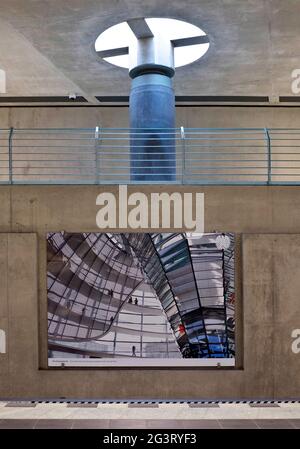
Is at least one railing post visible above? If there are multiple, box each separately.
[180,126,186,184]
[264,128,271,185]
[8,127,13,185]
[94,126,100,184]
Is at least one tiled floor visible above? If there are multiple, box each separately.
[0,401,299,429]
[0,418,299,429]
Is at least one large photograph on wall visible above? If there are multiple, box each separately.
[47,232,235,367]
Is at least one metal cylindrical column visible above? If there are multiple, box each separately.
[129,69,176,182]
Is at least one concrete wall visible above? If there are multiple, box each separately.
[0,105,299,398]
[0,185,299,399]
[0,105,300,128]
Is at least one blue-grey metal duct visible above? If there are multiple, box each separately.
[127,19,177,182]
[129,70,176,182]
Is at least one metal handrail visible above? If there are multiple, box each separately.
[0,127,300,184]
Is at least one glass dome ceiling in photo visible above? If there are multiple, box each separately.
[95,17,210,70]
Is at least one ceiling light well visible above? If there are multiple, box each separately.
[95,17,210,70]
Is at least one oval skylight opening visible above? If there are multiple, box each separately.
[95,18,210,69]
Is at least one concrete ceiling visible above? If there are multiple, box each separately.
[0,0,299,103]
